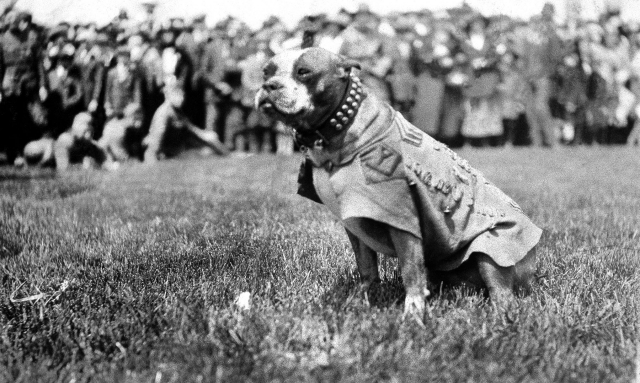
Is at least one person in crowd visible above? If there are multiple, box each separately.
[191,15,230,137]
[628,33,640,147]
[5,1,640,166]
[460,15,504,147]
[339,5,395,103]
[237,35,274,153]
[143,81,229,163]
[218,24,251,149]
[410,19,467,146]
[99,102,144,162]
[128,31,163,136]
[551,41,586,145]
[0,11,47,165]
[316,14,348,54]
[498,50,528,146]
[23,134,55,166]
[44,23,70,72]
[175,16,203,124]
[74,24,101,110]
[104,47,141,121]
[158,20,192,94]
[53,112,111,171]
[601,16,635,144]
[84,29,116,138]
[583,22,620,145]
[45,42,85,137]
[387,20,417,120]
[520,3,564,147]
[627,109,640,146]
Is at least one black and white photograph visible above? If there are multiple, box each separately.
[0,0,638,381]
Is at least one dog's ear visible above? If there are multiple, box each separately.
[337,56,361,78]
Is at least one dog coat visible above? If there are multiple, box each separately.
[300,107,542,271]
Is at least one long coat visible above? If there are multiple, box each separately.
[302,98,541,270]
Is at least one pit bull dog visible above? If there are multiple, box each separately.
[256,48,542,315]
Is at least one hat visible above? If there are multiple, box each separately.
[95,30,111,45]
[192,14,206,25]
[390,14,416,33]
[262,15,282,29]
[76,28,97,42]
[141,1,158,14]
[352,4,380,22]
[16,11,32,24]
[298,14,326,33]
[324,13,351,28]
[169,17,185,31]
[116,45,130,57]
[130,30,151,43]
[464,13,490,35]
[354,3,375,16]
[48,24,69,42]
[117,9,129,20]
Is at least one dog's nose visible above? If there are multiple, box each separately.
[262,79,284,92]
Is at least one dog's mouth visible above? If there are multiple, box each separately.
[258,99,280,115]
[259,98,306,122]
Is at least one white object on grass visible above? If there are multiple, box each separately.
[234,291,251,310]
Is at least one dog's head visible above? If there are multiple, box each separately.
[256,47,360,134]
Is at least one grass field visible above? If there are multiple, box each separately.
[1,147,639,382]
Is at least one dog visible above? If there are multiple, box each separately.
[256,48,542,315]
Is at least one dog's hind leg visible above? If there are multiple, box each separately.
[346,229,380,294]
[475,253,515,305]
[514,247,537,294]
[388,227,430,316]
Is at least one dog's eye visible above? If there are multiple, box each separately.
[297,68,312,77]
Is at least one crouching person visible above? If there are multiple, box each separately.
[143,82,229,163]
[54,112,109,171]
[99,103,144,162]
[23,136,56,167]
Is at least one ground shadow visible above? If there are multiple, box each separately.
[320,265,521,312]
[320,270,405,312]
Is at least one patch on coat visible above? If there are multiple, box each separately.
[359,144,403,184]
[398,118,423,147]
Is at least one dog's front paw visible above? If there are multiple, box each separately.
[403,288,430,316]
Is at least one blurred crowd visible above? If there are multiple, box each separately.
[1,2,640,171]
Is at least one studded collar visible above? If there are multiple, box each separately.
[295,73,365,150]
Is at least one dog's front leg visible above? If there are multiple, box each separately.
[345,229,380,297]
[388,227,430,316]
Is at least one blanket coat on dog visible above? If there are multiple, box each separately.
[300,106,542,271]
